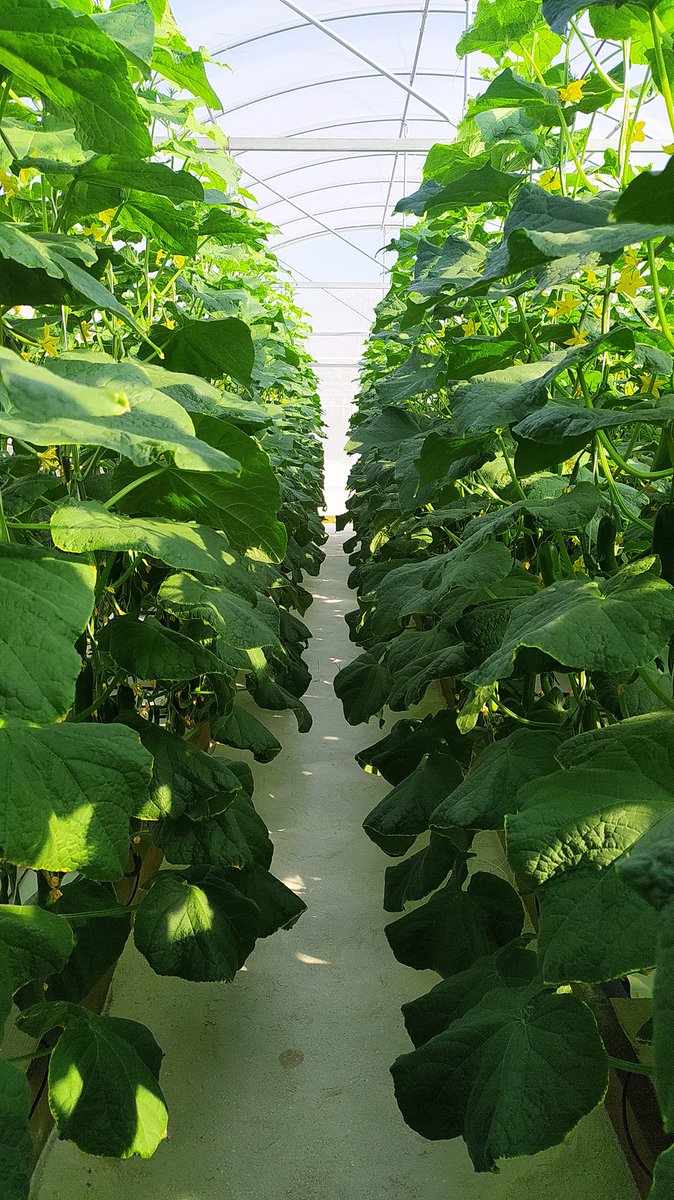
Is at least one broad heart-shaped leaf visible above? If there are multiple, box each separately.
[210,704,282,763]
[34,879,131,1005]
[159,573,281,653]
[111,414,286,562]
[92,1,155,68]
[248,668,313,733]
[48,350,224,418]
[541,0,657,34]
[450,331,634,435]
[120,715,241,821]
[0,0,151,157]
[0,544,95,722]
[482,185,674,280]
[409,234,485,299]
[356,711,470,786]
[154,801,254,871]
[385,872,524,977]
[0,351,238,473]
[333,650,393,725]
[0,224,139,327]
[364,752,465,857]
[382,629,468,711]
[613,155,674,225]
[0,905,74,990]
[384,834,464,913]
[375,349,443,404]
[19,1004,167,1159]
[133,869,260,982]
[457,0,549,57]
[469,559,674,686]
[505,714,674,982]
[51,500,245,584]
[365,540,513,637]
[152,43,222,111]
[224,863,306,938]
[392,943,608,1171]
[98,614,229,682]
[513,398,672,445]
[0,1060,32,1200]
[139,318,255,389]
[396,162,521,217]
[0,722,152,878]
[432,729,563,834]
[463,482,602,548]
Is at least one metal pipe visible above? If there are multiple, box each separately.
[276,0,454,124]
[243,166,385,267]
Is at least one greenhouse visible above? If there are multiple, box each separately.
[0,0,673,1197]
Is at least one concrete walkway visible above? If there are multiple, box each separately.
[32,531,637,1200]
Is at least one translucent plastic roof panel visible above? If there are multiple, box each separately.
[170,1,469,285]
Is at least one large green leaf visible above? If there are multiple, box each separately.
[613,155,674,224]
[155,805,253,871]
[133,869,259,981]
[0,224,138,326]
[365,541,513,636]
[382,629,468,711]
[0,351,238,473]
[431,729,563,833]
[470,560,674,685]
[0,1060,32,1200]
[0,905,74,990]
[333,650,393,725]
[120,715,241,821]
[98,614,228,681]
[0,722,152,877]
[385,872,524,976]
[158,572,281,652]
[0,544,95,722]
[225,863,306,938]
[139,318,255,388]
[463,482,602,547]
[111,414,286,561]
[19,1004,167,1158]
[505,714,674,981]
[364,752,464,856]
[450,332,633,435]
[51,500,246,583]
[392,943,607,1169]
[210,704,282,763]
[0,0,151,156]
[457,0,550,57]
[36,879,131,1004]
[384,834,463,913]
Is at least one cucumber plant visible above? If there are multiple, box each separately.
[0,1,325,1193]
[336,1,674,1193]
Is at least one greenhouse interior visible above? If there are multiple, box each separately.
[1,0,674,1197]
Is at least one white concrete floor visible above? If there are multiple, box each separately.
[32,532,638,1200]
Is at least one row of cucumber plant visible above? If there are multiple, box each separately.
[0,1,324,1195]
[335,0,674,1193]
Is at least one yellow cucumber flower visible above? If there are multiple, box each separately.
[37,323,59,357]
[558,78,586,103]
[564,327,589,347]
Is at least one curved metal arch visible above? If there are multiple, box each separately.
[223,69,460,117]
[273,223,402,250]
[213,5,464,55]
[274,203,407,230]
[281,113,448,137]
[241,151,426,189]
[256,177,413,208]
